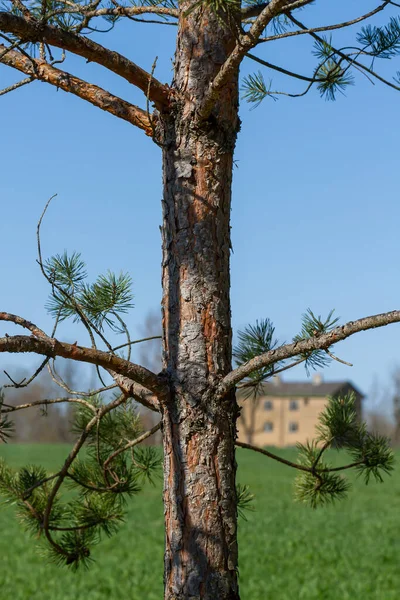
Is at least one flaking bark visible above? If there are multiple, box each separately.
[159,4,241,597]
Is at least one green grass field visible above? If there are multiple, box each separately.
[0,444,399,600]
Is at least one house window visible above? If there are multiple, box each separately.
[289,399,299,411]
[288,422,299,432]
[264,400,273,411]
[264,421,274,432]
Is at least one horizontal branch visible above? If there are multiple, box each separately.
[0,45,154,134]
[1,396,97,413]
[218,309,400,397]
[236,441,365,474]
[0,333,168,398]
[0,12,170,108]
[258,0,391,44]
[52,4,179,21]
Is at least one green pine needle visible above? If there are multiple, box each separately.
[132,446,162,486]
[44,529,98,571]
[44,249,134,333]
[316,60,354,101]
[316,393,359,448]
[241,72,276,108]
[293,308,339,373]
[351,432,395,484]
[236,483,255,520]
[234,318,279,396]
[357,17,400,59]
[294,470,350,509]
[294,393,395,508]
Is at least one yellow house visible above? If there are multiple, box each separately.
[237,374,364,447]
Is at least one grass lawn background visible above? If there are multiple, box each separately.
[0,444,399,599]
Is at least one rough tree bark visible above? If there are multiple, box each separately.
[159,5,241,597]
[2,2,400,599]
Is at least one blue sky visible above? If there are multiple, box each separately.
[1,1,399,412]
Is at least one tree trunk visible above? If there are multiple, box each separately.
[159,5,241,598]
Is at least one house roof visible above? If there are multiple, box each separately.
[256,380,364,399]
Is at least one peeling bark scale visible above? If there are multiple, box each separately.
[159,5,241,598]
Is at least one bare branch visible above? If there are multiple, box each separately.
[103,422,161,469]
[325,350,353,367]
[1,396,97,413]
[0,333,168,398]
[217,310,400,398]
[246,52,316,82]
[46,358,117,397]
[3,357,50,388]
[236,440,312,472]
[0,75,33,96]
[236,441,365,474]
[236,357,306,390]
[0,311,50,339]
[258,1,392,44]
[49,4,179,21]
[111,336,162,353]
[36,195,115,358]
[0,45,154,133]
[0,12,170,108]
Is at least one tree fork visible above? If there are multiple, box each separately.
[159,4,241,597]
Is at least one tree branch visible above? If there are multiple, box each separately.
[103,422,161,470]
[111,372,160,412]
[287,12,400,93]
[48,4,179,21]
[0,74,33,96]
[0,45,154,134]
[241,0,315,20]
[198,0,311,119]
[236,441,312,472]
[257,1,392,44]
[236,441,366,474]
[0,333,168,398]
[217,310,400,397]
[1,396,97,413]
[246,52,317,82]
[41,390,129,557]
[0,311,50,339]
[0,12,170,108]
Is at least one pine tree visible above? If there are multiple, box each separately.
[1,1,400,597]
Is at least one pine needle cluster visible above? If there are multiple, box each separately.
[293,308,339,373]
[0,394,162,570]
[294,393,394,509]
[44,251,133,335]
[233,318,279,398]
